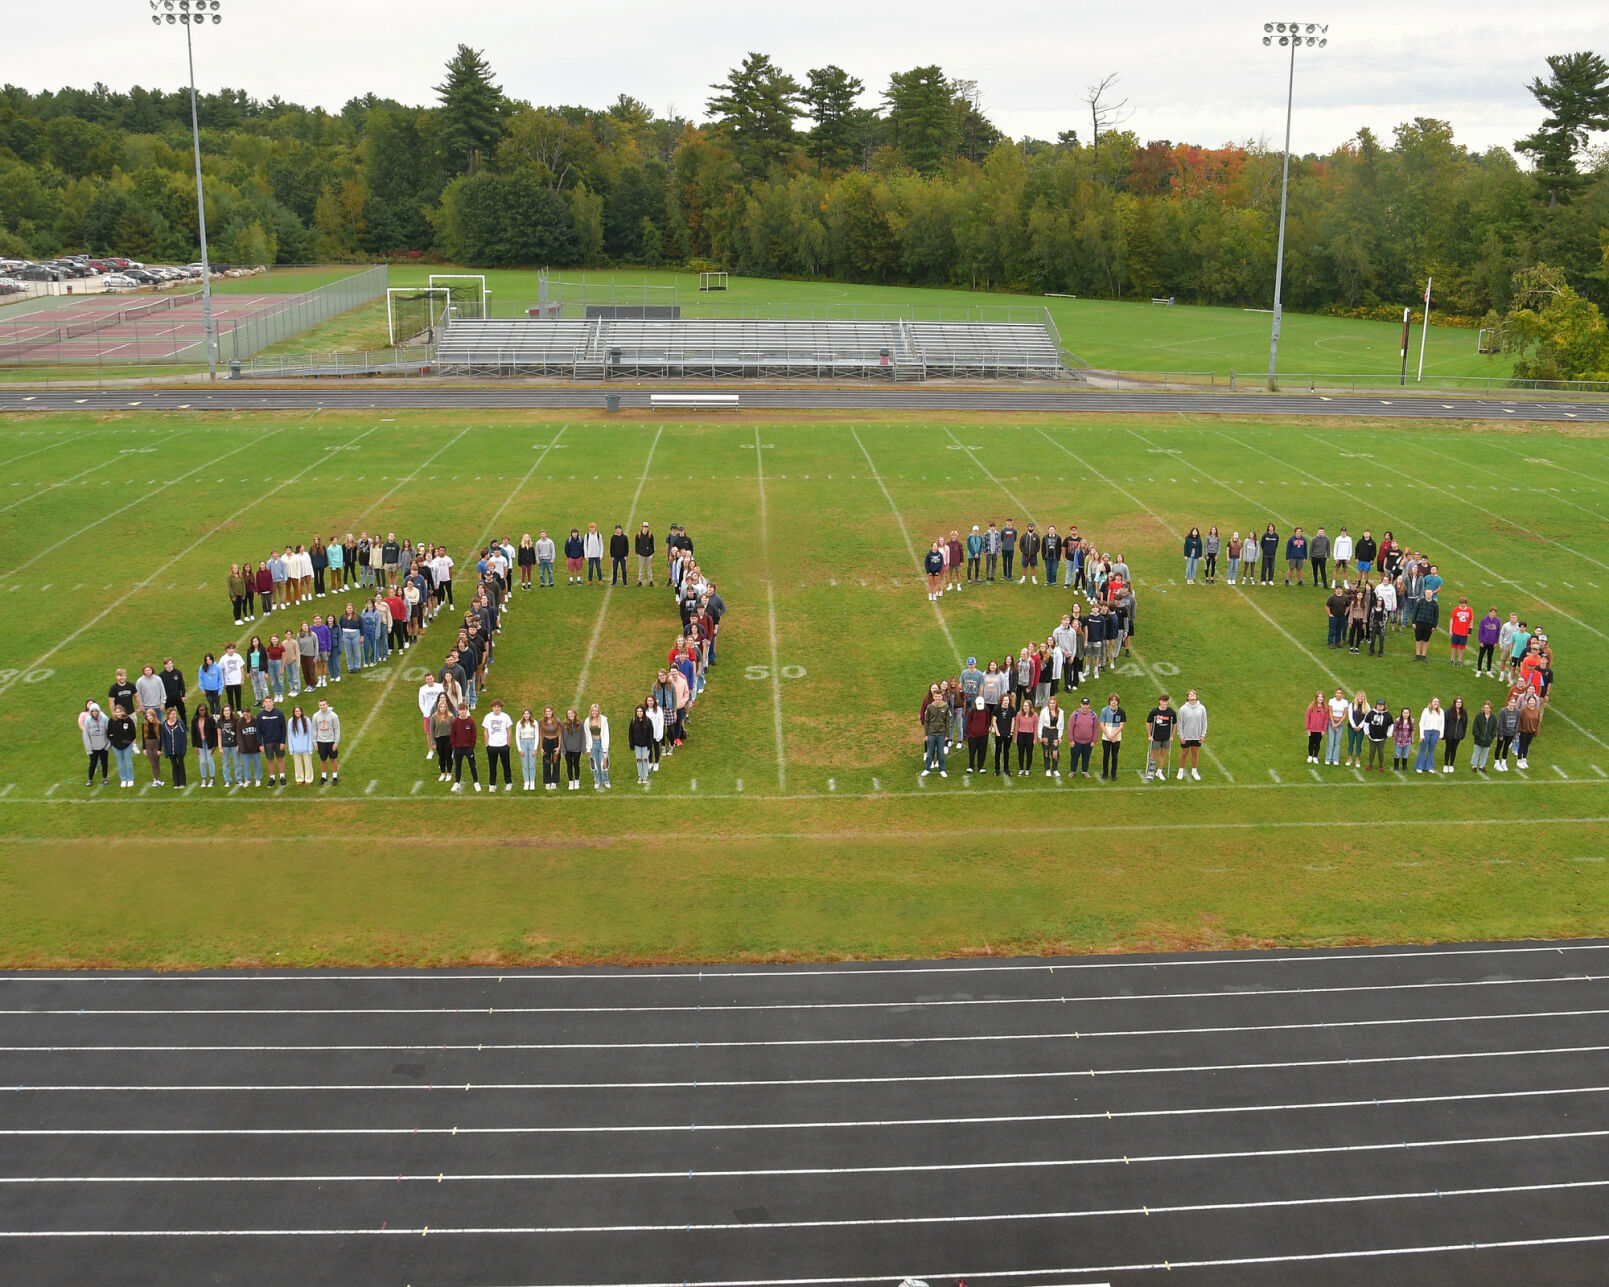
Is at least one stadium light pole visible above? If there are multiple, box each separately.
[1261,20,1327,392]
[150,0,223,380]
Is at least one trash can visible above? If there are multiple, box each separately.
[605,394,620,414]
[228,360,241,380]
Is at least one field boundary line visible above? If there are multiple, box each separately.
[0,430,189,516]
[0,430,91,471]
[848,427,963,666]
[4,426,288,581]
[1279,430,1606,644]
[343,424,554,763]
[0,421,356,701]
[1057,426,1350,690]
[569,425,663,713]
[962,424,1231,776]
[754,425,787,790]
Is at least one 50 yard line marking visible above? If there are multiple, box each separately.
[755,426,787,789]
[570,426,662,713]
[850,427,962,665]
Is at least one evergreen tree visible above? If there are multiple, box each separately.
[1516,52,1609,205]
[706,52,803,180]
[434,44,506,176]
[884,66,958,175]
[803,65,867,173]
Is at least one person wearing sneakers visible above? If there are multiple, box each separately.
[1365,699,1392,770]
[1068,697,1098,778]
[1470,700,1497,772]
[1441,696,1468,773]
[1493,695,1520,770]
[1284,527,1308,586]
[1332,526,1353,584]
[635,522,656,586]
[964,697,991,773]
[1476,607,1502,677]
[1516,691,1543,769]
[945,530,965,593]
[311,698,340,786]
[1325,687,1349,765]
[257,696,288,787]
[1037,695,1065,777]
[1410,590,1440,662]
[449,702,480,791]
[983,522,1002,582]
[1018,523,1040,584]
[1042,526,1062,589]
[564,528,585,585]
[481,699,513,791]
[924,542,945,600]
[966,525,983,584]
[1447,597,1474,667]
[1414,697,1445,773]
[1257,524,1280,585]
[534,530,556,587]
[922,690,951,777]
[1000,520,1018,581]
[1144,694,1177,782]
[1308,527,1330,590]
[587,703,612,789]
[1345,690,1370,767]
[1098,693,1126,780]
[1304,690,1328,763]
[1183,527,1203,584]
[1176,690,1207,780]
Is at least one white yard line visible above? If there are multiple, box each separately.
[569,426,663,712]
[1408,435,1609,528]
[849,427,963,666]
[0,430,189,515]
[0,422,345,701]
[753,426,787,790]
[0,429,92,471]
[343,425,556,763]
[4,427,285,580]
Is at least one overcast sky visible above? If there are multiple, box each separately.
[27,0,1608,158]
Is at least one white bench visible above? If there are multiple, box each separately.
[1151,296,1176,307]
[648,393,741,410]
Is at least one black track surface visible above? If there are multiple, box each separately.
[4,385,1609,420]
[2,941,1607,1286]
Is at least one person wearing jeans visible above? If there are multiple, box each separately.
[1325,689,1348,765]
[536,531,556,587]
[587,704,611,788]
[1469,701,1496,772]
[921,695,949,776]
[1414,698,1445,772]
[107,704,137,786]
[1183,528,1202,584]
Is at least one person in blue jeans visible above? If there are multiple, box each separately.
[1183,528,1202,584]
[1042,527,1061,588]
[1414,697,1445,772]
[338,606,363,674]
[921,691,949,776]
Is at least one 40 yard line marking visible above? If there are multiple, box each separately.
[754,426,787,790]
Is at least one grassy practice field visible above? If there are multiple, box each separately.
[0,409,1604,968]
[389,265,1514,380]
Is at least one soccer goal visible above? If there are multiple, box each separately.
[387,287,452,346]
[698,271,729,292]
[1477,327,1504,355]
[428,273,488,319]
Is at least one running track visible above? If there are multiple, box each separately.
[3,386,1609,420]
[2,941,1607,1286]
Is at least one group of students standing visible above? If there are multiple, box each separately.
[225,531,456,624]
[924,521,1130,598]
[414,527,726,793]
[1304,685,1547,774]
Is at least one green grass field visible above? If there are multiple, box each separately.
[389,265,1515,380]
[0,409,1604,968]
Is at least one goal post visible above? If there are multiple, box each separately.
[428,273,489,318]
[698,271,729,292]
[1477,327,1504,355]
[387,287,451,346]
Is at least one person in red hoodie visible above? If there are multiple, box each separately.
[449,703,480,792]
[1448,596,1474,667]
[385,589,408,654]
[254,562,274,618]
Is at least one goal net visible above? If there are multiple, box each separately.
[387,287,452,346]
[1477,327,1504,355]
[698,271,729,292]
[428,273,488,319]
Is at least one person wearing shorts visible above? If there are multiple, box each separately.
[257,696,288,787]
[1176,690,1207,780]
[312,698,340,786]
[1410,590,1439,661]
[1144,694,1177,782]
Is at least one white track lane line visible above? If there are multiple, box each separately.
[1,1127,1606,1194]
[4,426,284,581]
[570,426,663,713]
[753,425,787,789]
[849,427,962,666]
[0,422,353,701]
[2,940,1603,984]
[1038,426,1347,692]
[946,426,1230,777]
[5,974,1602,1018]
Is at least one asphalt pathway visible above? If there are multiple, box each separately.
[1,941,1606,1286]
[4,386,1609,421]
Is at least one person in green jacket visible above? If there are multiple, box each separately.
[921,694,951,777]
[1469,700,1497,773]
[1410,591,1440,662]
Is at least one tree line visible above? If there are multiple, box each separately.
[2,46,1607,371]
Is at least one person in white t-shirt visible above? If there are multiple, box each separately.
[417,676,444,759]
[433,550,455,607]
[1332,527,1354,585]
[218,643,246,710]
[482,699,514,791]
[1325,688,1350,765]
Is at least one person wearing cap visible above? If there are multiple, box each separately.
[1067,697,1098,778]
[1364,699,1392,770]
[634,522,656,586]
[963,525,981,584]
[1176,690,1208,780]
[1332,526,1353,584]
[964,696,991,773]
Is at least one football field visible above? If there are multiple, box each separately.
[0,410,1605,967]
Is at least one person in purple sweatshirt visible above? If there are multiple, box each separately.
[1476,606,1502,677]
[311,615,334,689]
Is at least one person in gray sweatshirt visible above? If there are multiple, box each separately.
[1175,690,1209,780]
[1309,528,1332,589]
[134,664,167,718]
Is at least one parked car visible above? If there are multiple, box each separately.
[0,278,24,295]
[15,265,64,281]
[102,273,139,289]
[122,268,159,284]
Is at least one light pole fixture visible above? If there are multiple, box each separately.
[149,0,223,379]
[1260,20,1327,392]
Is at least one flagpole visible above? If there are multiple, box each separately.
[1416,276,1432,382]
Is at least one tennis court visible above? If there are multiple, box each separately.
[0,293,300,365]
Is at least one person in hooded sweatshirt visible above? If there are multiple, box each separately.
[78,701,110,787]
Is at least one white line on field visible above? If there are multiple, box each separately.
[5,428,280,581]
[570,427,662,713]
[343,424,540,762]
[0,429,91,471]
[850,427,963,667]
[0,421,359,701]
[0,429,188,516]
[753,425,787,791]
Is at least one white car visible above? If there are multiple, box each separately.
[102,273,139,289]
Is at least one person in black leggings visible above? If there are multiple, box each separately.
[992,695,1015,777]
[561,709,586,790]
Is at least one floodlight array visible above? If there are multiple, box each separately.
[1262,20,1325,47]
[150,0,222,25]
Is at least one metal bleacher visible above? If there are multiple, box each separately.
[433,314,1069,380]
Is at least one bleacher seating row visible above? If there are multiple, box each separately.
[433,317,1066,379]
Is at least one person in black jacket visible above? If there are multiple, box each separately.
[1258,524,1280,585]
[1410,591,1440,662]
[609,525,630,585]
[158,657,187,723]
[1018,524,1040,584]
[634,522,656,586]
[159,707,189,788]
[257,696,289,787]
